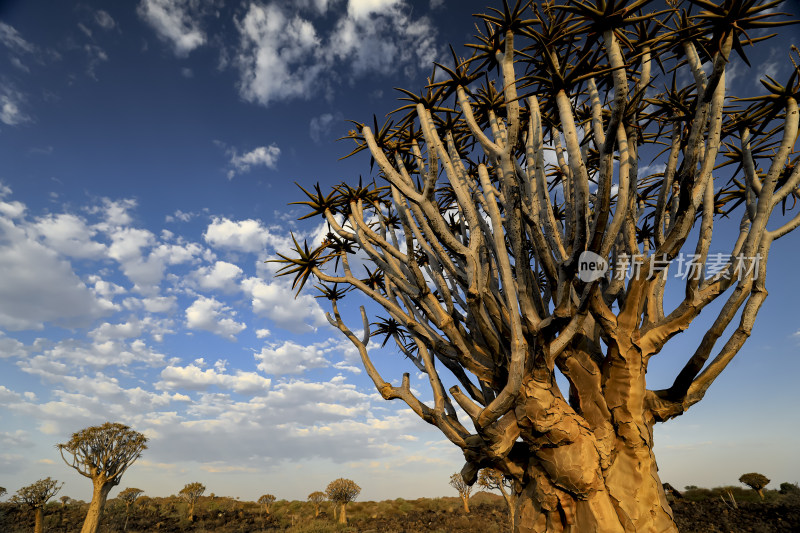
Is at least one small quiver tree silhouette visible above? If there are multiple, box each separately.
[57,422,147,533]
[479,468,518,529]
[12,477,62,533]
[118,488,143,531]
[326,478,360,524]
[0,487,6,498]
[739,472,770,500]
[450,473,473,513]
[257,494,276,515]
[179,482,205,522]
[308,491,326,517]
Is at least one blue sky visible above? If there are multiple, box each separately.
[0,0,798,503]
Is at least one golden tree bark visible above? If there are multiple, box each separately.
[33,507,43,533]
[80,482,112,533]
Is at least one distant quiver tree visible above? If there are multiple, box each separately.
[739,472,770,500]
[325,478,360,524]
[479,468,518,529]
[257,493,276,515]
[276,0,800,531]
[118,487,143,531]
[12,477,62,533]
[58,422,147,533]
[308,491,326,517]
[179,482,205,522]
[450,472,473,513]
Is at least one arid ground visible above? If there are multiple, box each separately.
[2,486,798,532]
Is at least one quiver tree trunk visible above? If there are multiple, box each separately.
[188,502,196,522]
[461,494,470,513]
[338,502,347,524]
[33,506,43,533]
[80,481,113,533]
[501,365,675,533]
[500,486,519,531]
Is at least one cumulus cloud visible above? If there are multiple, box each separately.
[0,216,115,330]
[137,0,209,56]
[242,276,328,334]
[92,197,138,227]
[255,339,329,375]
[0,332,26,359]
[158,363,271,394]
[203,217,276,253]
[225,144,281,179]
[191,260,244,292]
[32,213,107,259]
[185,296,247,340]
[107,226,203,295]
[234,0,439,107]
[235,3,323,106]
[22,337,166,370]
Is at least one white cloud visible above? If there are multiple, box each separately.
[233,1,439,107]
[137,0,208,56]
[89,319,144,342]
[226,144,281,179]
[254,339,334,375]
[22,337,166,370]
[0,86,30,126]
[0,22,35,54]
[191,260,244,292]
[235,3,323,106]
[242,276,328,334]
[158,363,271,394]
[203,217,270,253]
[166,209,195,223]
[0,217,114,330]
[107,227,202,294]
[95,10,116,30]
[32,213,107,259]
[92,197,138,227]
[0,199,25,218]
[309,112,338,143]
[0,332,26,359]
[185,296,247,340]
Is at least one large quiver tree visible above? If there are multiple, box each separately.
[58,422,147,533]
[277,0,800,531]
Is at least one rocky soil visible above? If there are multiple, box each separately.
[2,491,798,532]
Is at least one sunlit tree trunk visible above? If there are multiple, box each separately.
[33,507,43,533]
[338,502,347,524]
[80,481,112,533]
